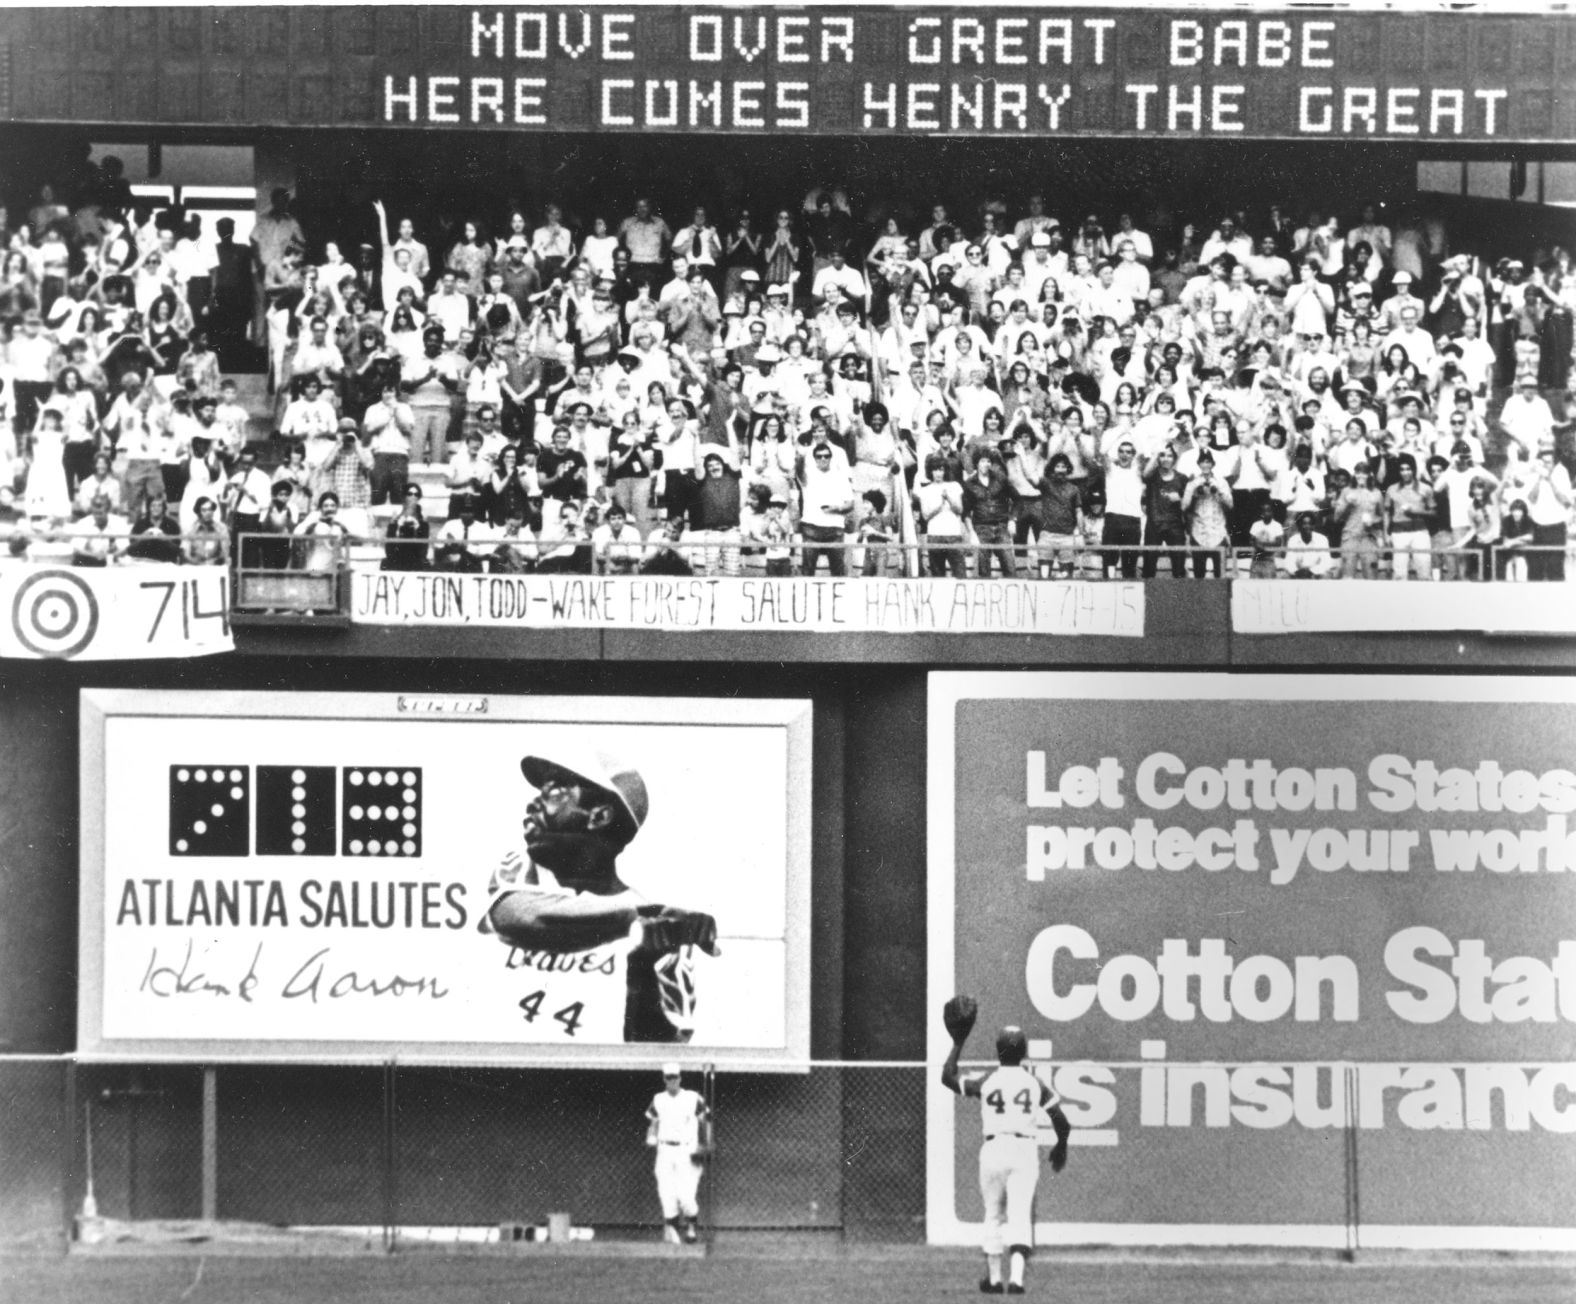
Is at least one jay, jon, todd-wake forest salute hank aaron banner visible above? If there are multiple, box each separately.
[928,673,1576,1252]
[79,691,811,1069]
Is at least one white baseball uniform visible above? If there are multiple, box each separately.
[972,1064,1056,1256]
[647,1087,706,1218]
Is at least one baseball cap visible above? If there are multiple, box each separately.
[661,1062,681,1077]
[520,750,649,843]
[1030,232,1051,248]
[1392,271,1414,284]
[768,491,788,506]
[337,417,359,433]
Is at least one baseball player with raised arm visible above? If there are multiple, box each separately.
[646,1062,712,1242]
[480,750,720,1043]
[941,995,1071,1295]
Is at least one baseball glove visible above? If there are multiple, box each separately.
[943,994,978,1043]
[637,905,722,956]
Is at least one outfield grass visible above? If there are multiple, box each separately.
[4,1250,1574,1304]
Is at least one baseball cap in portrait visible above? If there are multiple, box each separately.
[520,750,649,838]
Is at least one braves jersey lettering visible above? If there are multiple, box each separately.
[486,854,637,1041]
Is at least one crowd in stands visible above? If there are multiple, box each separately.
[2,156,1573,582]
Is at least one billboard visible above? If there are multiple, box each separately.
[2,7,1569,143]
[928,673,1576,1250]
[79,691,812,1069]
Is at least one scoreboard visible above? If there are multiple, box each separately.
[1,5,1572,142]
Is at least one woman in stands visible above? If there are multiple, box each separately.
[145,292,191,392]
[764,209,802,303]
[478,443,537,529]
[49,366,100,499]
[445,220,492,296]
[0,249,38,318]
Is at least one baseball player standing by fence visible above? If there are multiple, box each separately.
[646,1062,712,1243]
[941,995,1071,1295]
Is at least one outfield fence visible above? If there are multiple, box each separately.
[0,1054,1395,1252]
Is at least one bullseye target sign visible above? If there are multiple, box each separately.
[0,564,232,661]
[11,569,100,658]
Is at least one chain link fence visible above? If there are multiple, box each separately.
[8,1057,1419,1251]
[19,1060,929,1245]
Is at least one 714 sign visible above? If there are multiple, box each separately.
[142,574,230,642]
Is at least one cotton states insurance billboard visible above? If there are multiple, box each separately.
[928,674,1576,1251]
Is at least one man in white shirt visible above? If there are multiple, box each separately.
[105,368,165,520]
[1497,375,1555,462]
[811,250,868,310]
[1246,236,1293,292]
[1382,304,1437,370]
[67,495,130,565]
[1110,241,1151,308]
[1283,512,1334,577]
[426,270,475,342]
[1012,194,1058,248]
[1199,217,1253,268]
[530,204,574,287]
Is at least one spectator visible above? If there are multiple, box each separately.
[256,479,299,572]
[536,498,593,574]
[220,445,271,565]
[479,443,538,528]
[592,501,645,575]
[798,439,853,576]
[1247,501,1286,579]
[183,494,229,566]
[1182,448,1234,577]
[382,483,431,572]
[1384,456,1436,582]
[640,516,695,576]
[962,450,1016,578]
[1284,511,1335,578]
[66,493,129,565]
[130,496,187,588]
[363,379,415,506]
[1331,463,1386,579]
[1517,439,1572,582]
[73,451,122,519]
[620,198,672,294]
[686,446,742,576]
[314,419,375,537]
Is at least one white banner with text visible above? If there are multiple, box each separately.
[1233,580,1576,636]
[352,571,1146,637]
[0,564,233,660]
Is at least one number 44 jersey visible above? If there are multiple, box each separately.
[977,1064,1057,1137]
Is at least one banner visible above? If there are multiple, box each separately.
[352,571,1145,637]
[4,8,1566,143]
[928,673,1576,1250]
[79,692,812,1069]
[0,564,233,660]
[1233,580,1576,636]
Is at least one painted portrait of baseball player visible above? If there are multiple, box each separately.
[941,996,1071,1295]
[480,749,721,1044]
